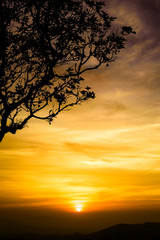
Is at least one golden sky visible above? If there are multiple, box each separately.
[0,0,160,234]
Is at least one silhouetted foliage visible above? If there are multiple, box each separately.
[0,0,135,142]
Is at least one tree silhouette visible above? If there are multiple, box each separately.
[0,0,135,142]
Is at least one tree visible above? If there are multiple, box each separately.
[0,0,135,142]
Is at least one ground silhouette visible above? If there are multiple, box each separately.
[1,222,160,240]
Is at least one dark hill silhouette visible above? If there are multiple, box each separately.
[84,222,160,240]
[1,222,160,240]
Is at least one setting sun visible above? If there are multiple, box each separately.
[76,207,82,212]
[75,204,83,212]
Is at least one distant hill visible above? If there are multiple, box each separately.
[1,222,160,240]
[84,222,160,240]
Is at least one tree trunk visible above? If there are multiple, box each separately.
[0,131,5,142]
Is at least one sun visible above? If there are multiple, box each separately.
[75,204,83,212]
[76,206,82,212]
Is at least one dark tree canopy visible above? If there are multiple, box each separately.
[0,0,135,142]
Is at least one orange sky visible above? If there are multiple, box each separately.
[0,0,160,234]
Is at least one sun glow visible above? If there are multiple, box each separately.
[75,204,83,212]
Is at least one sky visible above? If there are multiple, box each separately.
[0,0,160,235]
